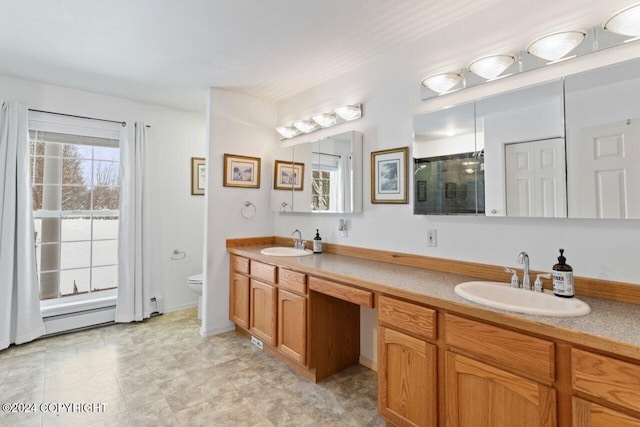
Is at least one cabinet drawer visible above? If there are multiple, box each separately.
[572,348,640,413]
[278,268,307,295]
[231,255,249,274]
[445,314,555,383]
[308,276,373,308]
[379,295,435,341]
[573,397,640,427]
[251,260,277,284]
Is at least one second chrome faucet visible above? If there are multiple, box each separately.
[517,251,531,290]
[291,229,306,250]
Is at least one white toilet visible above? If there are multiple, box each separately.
[187,273,203,319]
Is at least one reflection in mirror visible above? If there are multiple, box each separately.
[285,131,362,213]
[565,58,640,219]
[270,145,294,212]
[413,102,484,215]
[311,132,362,213]
[477,79,566,217]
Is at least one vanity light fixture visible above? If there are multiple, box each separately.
[275,103,363,139]
[334,105,362,121]
[276,126,300,139]
[311,112,338,127]
[468,54,515,79]
[604,3,640,36]
[292,119,319,134]
[527,30,586,62]
[421,72,463,94]
[421,4,640,100]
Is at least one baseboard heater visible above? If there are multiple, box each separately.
[43,305,116,336]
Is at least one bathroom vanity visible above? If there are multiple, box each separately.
[227,238,640,426]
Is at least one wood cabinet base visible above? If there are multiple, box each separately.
[233,289,362,384]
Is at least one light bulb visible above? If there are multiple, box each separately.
[421,72,462,94]
[334,105,361,121]
[468,55,515,79]
[527,31,586,61]
[275,126,300,139]
[311,112,337,127]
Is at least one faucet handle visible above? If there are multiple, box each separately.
[504,267,519,288]
[534,274,551,293]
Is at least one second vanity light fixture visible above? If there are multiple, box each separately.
[276,104,362,139]
[421,2,640,98]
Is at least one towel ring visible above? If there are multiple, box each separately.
[280,201,292,212]
[171,249,186,260]
[241,201,256,219]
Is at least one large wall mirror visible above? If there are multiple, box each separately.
[413,56,640,220]
[413,102,484,215]
[271,130,363,213]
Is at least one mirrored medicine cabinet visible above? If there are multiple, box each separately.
[271,130,363,214]
[413,56,640,219]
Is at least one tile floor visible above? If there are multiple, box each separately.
[0,308,384,426]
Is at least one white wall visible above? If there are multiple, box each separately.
[201,88,276,337]
[0,74,206,313]
[273,32,640,362]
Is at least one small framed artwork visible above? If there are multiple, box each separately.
[371,146,409,204]
[223,154,261,188]
[191,157,206,195]
[417,180,427,202]
[274,160,304,191]
[445,182,457,198]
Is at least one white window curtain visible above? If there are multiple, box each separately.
[0,101,46,350]
[115,122,152,322]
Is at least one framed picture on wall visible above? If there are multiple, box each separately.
[445,182,457,198]
[371,146,409,204]
[223,154,261,188]
[191,157,206,195]
[417,180,427,202]
[274,160,304,191]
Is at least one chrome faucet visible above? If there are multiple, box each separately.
[517,252,531,290]
[291,229,304,250]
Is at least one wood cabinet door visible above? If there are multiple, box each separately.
[573,397,640,427]
[445,351,557,427]
[277,289,307,365]
[378,326,437,427]
[229,273,250,329]
[249,280,277,346]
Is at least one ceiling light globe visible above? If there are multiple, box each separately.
[275,126,300,139]
[468,54,515,79]
[334,105,361,121]
[311,112,337,127]
[292,120,319,134]
[421,72,462,94]
[527,31,586,61]
[604,3,640,36]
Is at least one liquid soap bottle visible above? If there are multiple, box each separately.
[313,229,322,254]
[552,249,574,298]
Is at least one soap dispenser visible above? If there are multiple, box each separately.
[313,229,322,254]
[552,249,574,298]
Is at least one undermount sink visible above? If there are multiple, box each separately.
[454,281,591,317]
[260,247,313,257]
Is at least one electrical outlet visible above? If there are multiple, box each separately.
[427,229,437,247]
[250,336,263,350]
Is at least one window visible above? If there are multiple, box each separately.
[312,153,341,211]
[311,169,333,211]
[29,116,120,303]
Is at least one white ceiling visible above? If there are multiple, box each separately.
[0,0,634,111]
